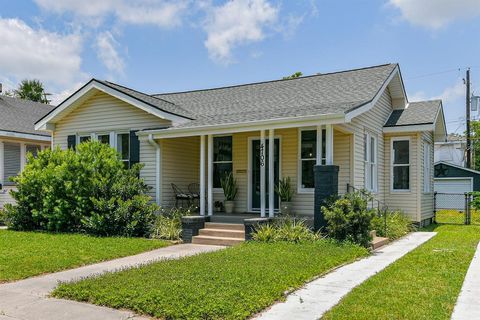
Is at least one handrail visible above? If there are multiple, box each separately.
[346,183,388,233]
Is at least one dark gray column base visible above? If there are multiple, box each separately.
[314,165,339,232]
[181,215,209,243]
[244,217,271,241]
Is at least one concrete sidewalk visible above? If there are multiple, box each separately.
[0,243,223,320]
[255,232,436,320]
[451,242,480,320]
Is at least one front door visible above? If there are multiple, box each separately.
[251,138,280,211]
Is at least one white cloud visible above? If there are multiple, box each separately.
[0,18,87,104]
[389,0,480,29]
[34,0,189,28]
[96,31,125,77]
[203,0,278,64]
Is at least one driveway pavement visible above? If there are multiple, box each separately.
[0,244,224,320]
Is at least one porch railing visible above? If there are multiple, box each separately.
[346,183,388,235]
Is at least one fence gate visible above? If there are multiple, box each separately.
[434,192,478,225]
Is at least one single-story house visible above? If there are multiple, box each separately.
[35,63,447,227]
[434,134,466,167]
[0,95,54,208]
[434,161,480,193]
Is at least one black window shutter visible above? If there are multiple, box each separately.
[130,130,140,167]
[67,135,76,150]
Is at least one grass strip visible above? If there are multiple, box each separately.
[0,230,168,282]
[53,240,368,320]
[322,224,480,320]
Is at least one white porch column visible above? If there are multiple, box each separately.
[268,129,274,218]
[316,125,323,165]
[207,135,213,216]
[260,130,266,217]
[200,135,206,216]
[325,124,334,165]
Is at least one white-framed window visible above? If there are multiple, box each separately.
[298,128,326,192]
[364,132,377,192]
[78,135,91,144]
[423,142,432,193]
[117,133,130,168]
[392,138,410,191]
[213,136,233,189]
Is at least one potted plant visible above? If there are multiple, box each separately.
[275,177,294,216]
[214,201,224,213]
[220,172,238,214]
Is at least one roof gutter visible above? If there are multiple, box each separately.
[138,113,346,139]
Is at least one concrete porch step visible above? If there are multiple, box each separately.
[199,228,245,239]
[192,235,244,246]
[371,236,389,250]
[205,222,244,231]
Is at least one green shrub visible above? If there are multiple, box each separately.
[371,210,414,240]
[252,218,319,243]
[151,207,193,240]
[4,141,157,237]
[0,209,6,226]
[322,191,375,247]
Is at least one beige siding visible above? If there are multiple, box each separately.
[161,128,351,215]
[384,133,420,221]
[52,91,171,202]
[0,187,15,209]
[160,137,200,208]
[420,131,434,222]
[340,89,394,204]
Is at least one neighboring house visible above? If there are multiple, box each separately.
[434,134,466,167]
[35,63,447,226]
[0,96,54,208]
[434,161,480,193]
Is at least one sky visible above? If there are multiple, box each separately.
[1,0,480,134]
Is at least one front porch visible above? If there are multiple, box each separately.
[156,124,353,218]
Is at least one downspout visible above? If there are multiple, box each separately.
[148,134,161,206]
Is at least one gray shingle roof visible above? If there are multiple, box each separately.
[0,96,55,136]
[384,100,441,127]
[153,63,397,129]
[98,80,193,119]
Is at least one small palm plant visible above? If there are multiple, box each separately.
[275,177,294,216]
[221,172,238,213]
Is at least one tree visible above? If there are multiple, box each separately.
[282,72,303,80]
[13,79,49,104]
[471,121,480,170]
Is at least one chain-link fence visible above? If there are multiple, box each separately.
[434,192,480,225]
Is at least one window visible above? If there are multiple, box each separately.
[423,142,432,192]
[300,129,326,190]
[97,134,110,145]
[213,136,232,188]
[25,144,41,162]
[117,133,130,168]
[364,133,377,192]
[79,135,91,143]
[3,142,20,186]
[392,139,410,190]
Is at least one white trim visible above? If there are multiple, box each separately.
[200,135,206,216]
[325,124,333,165]
[345,65,402,121]
[20,143,26,171]
[247,135,282,213]
[391,136,411,192]
[207,134,213,216]
[34,81,188,131]
[423,141,432,193]
[147,134,161,206]
[268,129,275,218]
[144,114,346,139]
[316,125,323,165]
[383,124,434,133]
[364,131,378,192]
[0,130,50,142]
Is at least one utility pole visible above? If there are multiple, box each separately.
[466,68,471,168]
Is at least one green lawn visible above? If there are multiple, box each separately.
[435,209,480,225]
[0,230,169,282]
[53,240,368,320]
[322,224,480,320]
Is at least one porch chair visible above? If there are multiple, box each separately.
[188,183,200,207]
[171,183,192,208]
